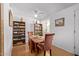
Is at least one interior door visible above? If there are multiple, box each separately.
[75,10,79,55]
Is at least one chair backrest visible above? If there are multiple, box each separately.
[28,32,33,40]
[28,32,33,37]
[28,32,33,45]
[44,33,54,50]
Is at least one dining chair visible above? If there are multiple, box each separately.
[37,33,54,56]
[28,32,34,53]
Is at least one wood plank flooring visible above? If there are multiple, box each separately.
[12,44,74,56]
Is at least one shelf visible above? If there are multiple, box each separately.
[34,24,43,36]
[13,21,25,45]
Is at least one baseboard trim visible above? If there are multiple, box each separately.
[53,43,74,54]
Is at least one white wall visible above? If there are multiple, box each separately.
[25,17,34,42]
[40,19,50,35]
[3,4,12,56]
[50,4,79,53]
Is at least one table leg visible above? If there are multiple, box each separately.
[35,43,38,55]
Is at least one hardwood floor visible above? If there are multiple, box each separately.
[12,43,74,56]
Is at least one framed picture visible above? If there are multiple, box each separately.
[9,10,13,27]
[55,18,64,27]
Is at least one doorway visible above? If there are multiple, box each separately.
[74,10,79,55]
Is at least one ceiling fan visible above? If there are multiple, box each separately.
[34,10,45,18]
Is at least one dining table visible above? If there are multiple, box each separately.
[29,35,45,53]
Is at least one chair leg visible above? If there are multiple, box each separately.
[31,49,32,53]
[44,51,46,56]
[50,49,52,56]
[30,47,33,53]
[37,48,39,53]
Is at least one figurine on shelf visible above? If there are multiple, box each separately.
[20,17,24,22]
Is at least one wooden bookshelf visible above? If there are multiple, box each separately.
[34,23,43,36]
[13,21,25,45]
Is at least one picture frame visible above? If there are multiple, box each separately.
[55,18,64,27]
[9,10,13,27]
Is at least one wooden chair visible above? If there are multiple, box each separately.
[28,32,34,53]
[37,33,55,56]
[28,32,33,36]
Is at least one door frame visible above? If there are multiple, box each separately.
[0,3,4,56]
[74,9,79,56]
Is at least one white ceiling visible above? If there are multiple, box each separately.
[10,3,77,20]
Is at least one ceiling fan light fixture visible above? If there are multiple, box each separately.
[34,14,38,18]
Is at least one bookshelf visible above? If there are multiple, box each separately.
[34,23,43,36]
[13,21,25,45]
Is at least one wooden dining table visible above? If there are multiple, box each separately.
[29,35,45,43]
[29,35,45,53]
